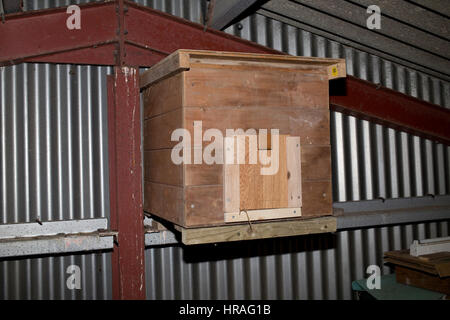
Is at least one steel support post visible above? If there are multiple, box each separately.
[108,66,145,300]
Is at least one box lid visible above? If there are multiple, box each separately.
[140,49,346,89]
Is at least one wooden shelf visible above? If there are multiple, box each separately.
[174,216,336,245]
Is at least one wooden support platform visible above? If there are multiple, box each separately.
[174,216,336,245]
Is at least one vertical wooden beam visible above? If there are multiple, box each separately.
[108,66,146,300]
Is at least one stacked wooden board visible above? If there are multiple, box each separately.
[385,249,450,295]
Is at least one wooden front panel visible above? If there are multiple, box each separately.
[223,135,302,216]
[239,135,289,210]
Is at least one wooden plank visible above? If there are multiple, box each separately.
[184,65,329,108]
[287,136,302,207]
[301,145,332,181]
[143,108,183,150]
[184,185,224,227]
[185,162,223,186]
[396,266,450,295]
[140,48,345,91]
[239,135,288,210]
[385,250,450,277]
[144,149,183,186]
[301,180,333,216]
[224,207,301,223]
[140,50,190,89]
[184,106,331,145]
[143,182,185,226]
[142,72,184,119]
[223,136,240,213]
[180,216,337,245]
[183,49,346,80]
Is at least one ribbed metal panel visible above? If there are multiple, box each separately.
[0,63,110,224]
[0,252,111,299]
[146,220,450,300]
[2,0,449,300]
[0,63,112,299]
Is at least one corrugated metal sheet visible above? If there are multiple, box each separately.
[0,63,112,299]
[0,252,111,299]
[146,220,450,300]
[1,0,448,300]
[0,64,111,224]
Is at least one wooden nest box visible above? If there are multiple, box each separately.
[140,50,346,242]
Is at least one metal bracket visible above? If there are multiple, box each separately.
[144,217,179,246]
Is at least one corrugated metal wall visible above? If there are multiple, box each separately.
[0,63,112,299]
[0,0,449,300]
[146,220,450,300]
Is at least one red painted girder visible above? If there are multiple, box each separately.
[331,76,450,145]
[108,67,146,300]
[125,1,280,57]
[0,2,117,66]
[0,1,278,66]
[1,1,448,144]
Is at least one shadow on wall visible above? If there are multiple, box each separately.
[181,232,338,263]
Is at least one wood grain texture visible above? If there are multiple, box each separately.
[184,66,329,108]
[144,182,185,226]
[384,250,450,277]
[223,137,240,213]
[180,216,337,245]
[286,136,302,207]
[144,149,183,186]
[396,266,450,295]
[142,72,184,119]
[185,162,223,186]
[239,135,288,210]
[184,106,330,145]
[301,145,332,181]
[301,180,333,216]
[184,185,224,226]
[184,49,346,80]
[224,207,301,223]
[140,50,190,89]
[143,108,183,150]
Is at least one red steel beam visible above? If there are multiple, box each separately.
[124,1,280,57]
[0,0,278,66]
[0,2,117,65]
[331,77,450,145]
[107,67,146,300]
[2,1,446,145]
